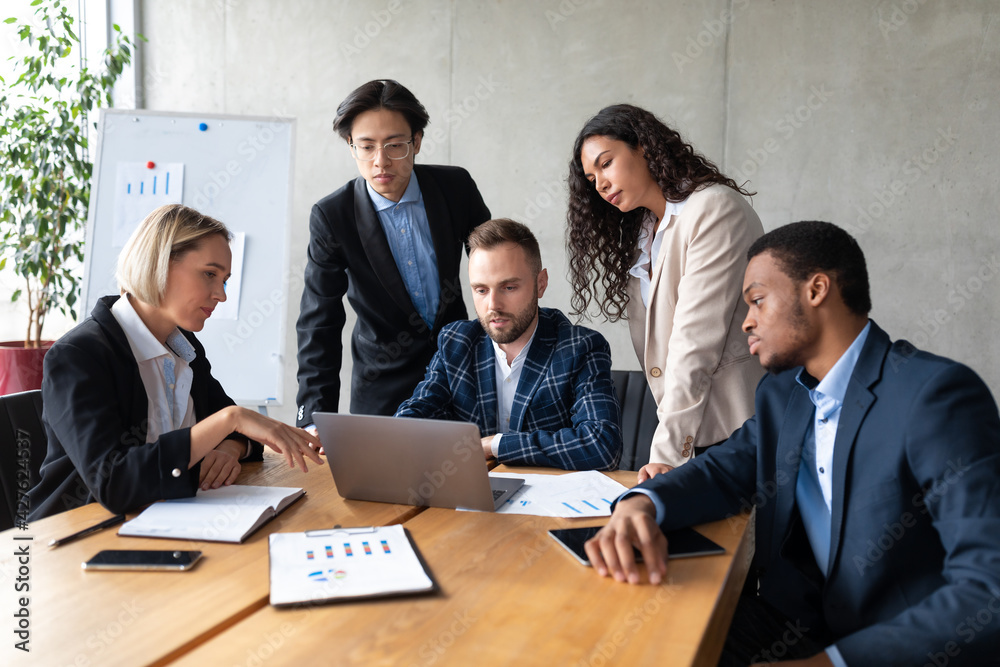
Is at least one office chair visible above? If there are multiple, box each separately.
[610,370,659,471]
[0,390,46,530]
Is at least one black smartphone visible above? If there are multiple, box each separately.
[82,550,203,571]
[548,526,725,566]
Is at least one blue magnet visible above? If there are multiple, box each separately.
[199,122,208,131]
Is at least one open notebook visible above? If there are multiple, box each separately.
[118,485,304,543]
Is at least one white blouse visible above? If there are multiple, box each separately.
[110,295,196,443]
[628,198,688,307]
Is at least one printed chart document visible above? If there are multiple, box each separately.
[113,162,184,247]
[118,485,304,543]
[473,471,629,518]
[268,525,434,606]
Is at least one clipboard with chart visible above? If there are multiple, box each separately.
[268,525,435,606]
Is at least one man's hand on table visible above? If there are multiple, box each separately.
[584,494,667,585]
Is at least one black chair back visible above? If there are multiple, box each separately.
[0,390,46,530]
[610,370,659,471]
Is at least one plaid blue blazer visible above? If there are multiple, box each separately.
[396,308,622,470]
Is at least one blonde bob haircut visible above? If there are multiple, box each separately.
[117,204,231,306]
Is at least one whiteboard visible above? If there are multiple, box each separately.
[82,109,295,406]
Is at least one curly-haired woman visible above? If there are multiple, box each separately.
[567,104,764,480]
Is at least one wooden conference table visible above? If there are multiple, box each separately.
[1,454,753,667]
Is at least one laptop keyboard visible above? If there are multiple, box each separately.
[492,488,505,501]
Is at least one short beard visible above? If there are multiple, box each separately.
[479,295,539,345]
[761,298,810,374]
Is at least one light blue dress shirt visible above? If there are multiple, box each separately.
[793,322,871,577]
[625,322,871,667]
[366,175,440,328]
[792,321,869,667]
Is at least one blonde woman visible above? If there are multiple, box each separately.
[29,205,322,520]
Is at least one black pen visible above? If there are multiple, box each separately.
[48,514,127,548]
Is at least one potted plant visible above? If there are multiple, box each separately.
[0,0,138,394]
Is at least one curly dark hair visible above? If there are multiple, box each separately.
[748,221,872,316]
[566,104,754,321]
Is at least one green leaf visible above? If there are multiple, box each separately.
[0,0,135,341]
[4,17,17,24]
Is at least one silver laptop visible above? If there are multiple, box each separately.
[314,413,524,512]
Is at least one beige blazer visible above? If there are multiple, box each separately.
[627,184,765,467]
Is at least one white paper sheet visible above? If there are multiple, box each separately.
[211,231,245,320]
[479,471,629,517]
[268,525,433,606]
[113,162,185,247]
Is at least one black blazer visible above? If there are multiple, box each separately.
[27,296,262,521]
[295,164,490,423]
[635,322,1000,664]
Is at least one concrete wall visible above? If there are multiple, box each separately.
[9,0,997,422]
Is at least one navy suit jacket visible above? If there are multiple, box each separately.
[395,308,622,470]
[295,165,490,422]
[638,321,1000,665]
[28,296,263,520]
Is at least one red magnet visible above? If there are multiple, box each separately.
[146,161,156,169]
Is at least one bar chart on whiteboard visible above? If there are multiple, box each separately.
[85,109,296,406]
[113,162,185,247]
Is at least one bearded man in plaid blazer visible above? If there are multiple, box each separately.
[395,219,622,470]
